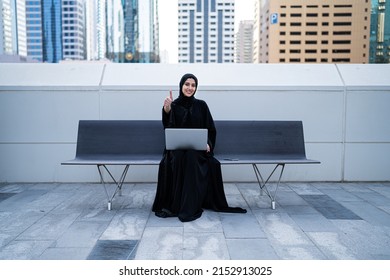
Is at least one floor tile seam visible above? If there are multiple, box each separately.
[224,237,268,241]
[235,183,256,212]
[8,208,57,246]
[337,199,390,218]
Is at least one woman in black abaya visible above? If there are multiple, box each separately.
[152,73,246,222]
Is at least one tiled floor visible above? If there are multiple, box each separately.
[0,182,390,260]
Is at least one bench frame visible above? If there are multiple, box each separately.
[62,120,320,210]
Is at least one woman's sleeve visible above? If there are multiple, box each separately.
[204,103,216,151]
[162,108,170,128]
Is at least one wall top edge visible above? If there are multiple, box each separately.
[0,63,345,88]
[0,86,101,91]
[0,85,345,91]
[1,63,389,88]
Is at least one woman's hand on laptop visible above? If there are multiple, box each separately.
[164,90,173,113]
[206,144,210,153]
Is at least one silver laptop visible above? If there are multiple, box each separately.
[165,128,208,150]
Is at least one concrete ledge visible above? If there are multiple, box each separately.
[0,63,389,182]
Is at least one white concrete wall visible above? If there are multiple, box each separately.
[0,63,389,183]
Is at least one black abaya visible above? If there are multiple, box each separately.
[152,75,246,222]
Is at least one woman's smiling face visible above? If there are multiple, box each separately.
[181,78,197,97]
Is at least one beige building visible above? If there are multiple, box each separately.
[235,20,254,63]
[254,0,371,63]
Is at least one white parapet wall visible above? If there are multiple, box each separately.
[0,63,389,183]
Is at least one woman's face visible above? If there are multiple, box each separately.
[182,78,197,97]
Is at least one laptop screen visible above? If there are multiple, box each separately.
[165,128,208,150]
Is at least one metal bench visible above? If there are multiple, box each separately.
[62,120,320,210]
[213,121,320,209]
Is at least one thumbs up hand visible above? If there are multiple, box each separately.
[164,90,173,113]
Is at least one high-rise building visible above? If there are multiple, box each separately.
[0,0,14,55]
[25,0,44,61]
[25,0,85,63]
[370,0,390,63]
[106,0,125,62]
[0,0,26,57]
[41,0,63,62]
[178,0,235,63]
[85,0,107,60]
[235,20,253,63]
[254,0,371,63]
[62,0,85,61]
[123,0,159,63]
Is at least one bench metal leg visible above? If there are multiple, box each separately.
[97,164,130,210]
[252,164,285,209]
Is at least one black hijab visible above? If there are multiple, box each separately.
[175,73,198,109]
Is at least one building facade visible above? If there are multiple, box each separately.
[62,0,85,61]
[85,0,107,60]
[106,0,125,62]
[234,20,253,63]
[370,0,390,63]
[1,0,26,57]
[25,0,44,61]
[0,0,14,55]
[25,0,85,63]
[123,0,159,63]
[254,0,371,63]
[178,0,235,63]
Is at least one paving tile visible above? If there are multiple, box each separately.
[0,193,16,202]
[38,247,92,260]
[134,226,183,260]
[0,182,389,261]
[331,220,390,259]
[352,191,390,207]
[0,240,53,260]
[54,221,111,248]
[253,211,316,247]
[289,214,338,232]
[184,210,223,233]
[87,240,138,260]
[275,190,310,207]
[183,232,230,260]
[0,190,49,211]
[317,188,363,202]
[287,182,324,195]
[16,211,81,241]
[226,238,279,259]
[119,184,156,209]
[306,232,357,260]
[220,212,266,238]
[282,205,320,215]
[300,195,362,220]
[340,201,390,227]
[100,209,150,240]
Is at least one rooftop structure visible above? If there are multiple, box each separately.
[0,63,389,183]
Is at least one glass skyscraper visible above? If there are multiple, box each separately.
[106,0,125,62]
[26,0,85,63]
[370,0,390,63]
[41,0,63,62]
[1,0,26,57]
[122,0,159,63]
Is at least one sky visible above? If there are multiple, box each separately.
[158,0,255,63]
